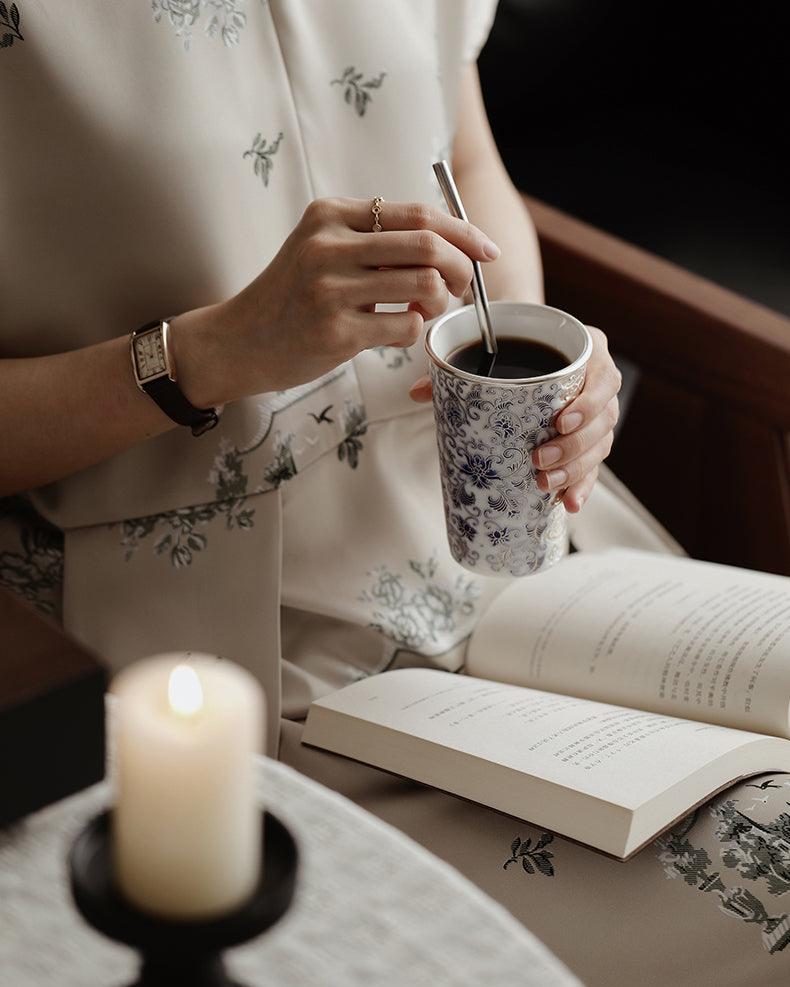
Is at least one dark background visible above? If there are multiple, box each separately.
[478,0,789,315]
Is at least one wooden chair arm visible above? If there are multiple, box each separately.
[522,194,790,575]
[524,195,790,428]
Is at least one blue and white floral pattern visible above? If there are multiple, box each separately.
[428,363,586,577]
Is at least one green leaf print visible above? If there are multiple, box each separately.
[337,403,368,470]
[243,131,284,187]
[331,66,386,117]
[152,0,248,51]
[373,345,413,370]
[0,2,24,48]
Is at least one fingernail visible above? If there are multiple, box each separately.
[558,411,583,434]
[536,444,561,468]
[546,469,568,490]
[409,375,430,394]
[482,238,500,260]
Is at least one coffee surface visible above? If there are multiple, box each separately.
[446,336,567,380]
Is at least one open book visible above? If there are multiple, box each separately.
[303,549,790,859]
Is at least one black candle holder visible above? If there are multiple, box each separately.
[69,810,298,987]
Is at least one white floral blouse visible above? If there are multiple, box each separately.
[0,0,674,749]
[278,317,509,719]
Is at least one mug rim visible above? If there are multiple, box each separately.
[425,301,593,385]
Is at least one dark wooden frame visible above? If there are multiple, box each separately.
[0,589,106,825]
[524,194,790,575]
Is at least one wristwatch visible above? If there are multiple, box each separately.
[130,319,219,437]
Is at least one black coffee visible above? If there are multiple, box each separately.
[447,336,567,379]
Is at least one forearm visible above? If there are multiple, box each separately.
[0,300,236,497]
[0,335,177,496]
[451,65,543,305]
[454,162,543,305]
[1,192,504,497]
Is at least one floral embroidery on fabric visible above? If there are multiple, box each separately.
[152,0,248,50]
[208,437,249,501]
[114,435,296,568]
[0,500,63,615]
[337,403,368,470]
[114,433,256,567]
[204,0,247,45]
[503,833,556,877]
[115,499,253,568]
[655,787,790,954]
[262,434,298,488]
[211,419,299,500]
[243,132,284,187]
[0,2,23,49]
[331,66,386,116]
[360,554,480,652]
[115,367,358,564]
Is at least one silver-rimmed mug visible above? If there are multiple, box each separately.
[425,302,592,578]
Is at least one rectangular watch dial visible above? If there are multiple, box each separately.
[133,328,168,381]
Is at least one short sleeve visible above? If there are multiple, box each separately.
[461,0,499,63]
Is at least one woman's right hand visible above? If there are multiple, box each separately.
[172,196,500,407]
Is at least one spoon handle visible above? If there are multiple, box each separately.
[432,160,498,356]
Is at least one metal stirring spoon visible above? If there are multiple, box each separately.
[432,160,498,376]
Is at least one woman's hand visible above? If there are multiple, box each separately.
[530,327,621,512]
[409,326,621,514]
[172,197,500,407]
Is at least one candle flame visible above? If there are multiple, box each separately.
[168,664,203,716]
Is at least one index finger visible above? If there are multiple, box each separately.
[341,198,500,262]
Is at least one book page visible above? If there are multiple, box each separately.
[305,668,771,812]
[467,550,790,738]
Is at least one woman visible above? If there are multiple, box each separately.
[3,3,784,985]
[1,0,640,723]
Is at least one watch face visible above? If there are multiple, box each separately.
[133,328,168,381]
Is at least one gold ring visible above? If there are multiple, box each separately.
[371,196,384,232]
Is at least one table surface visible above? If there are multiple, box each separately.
[0,756,580,987]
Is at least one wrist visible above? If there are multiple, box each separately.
[167,303,236,409]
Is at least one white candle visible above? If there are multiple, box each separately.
[111,652,264,920]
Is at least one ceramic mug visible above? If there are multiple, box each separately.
[425,301,592,578]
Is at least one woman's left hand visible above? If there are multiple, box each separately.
[408,326,621,514]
